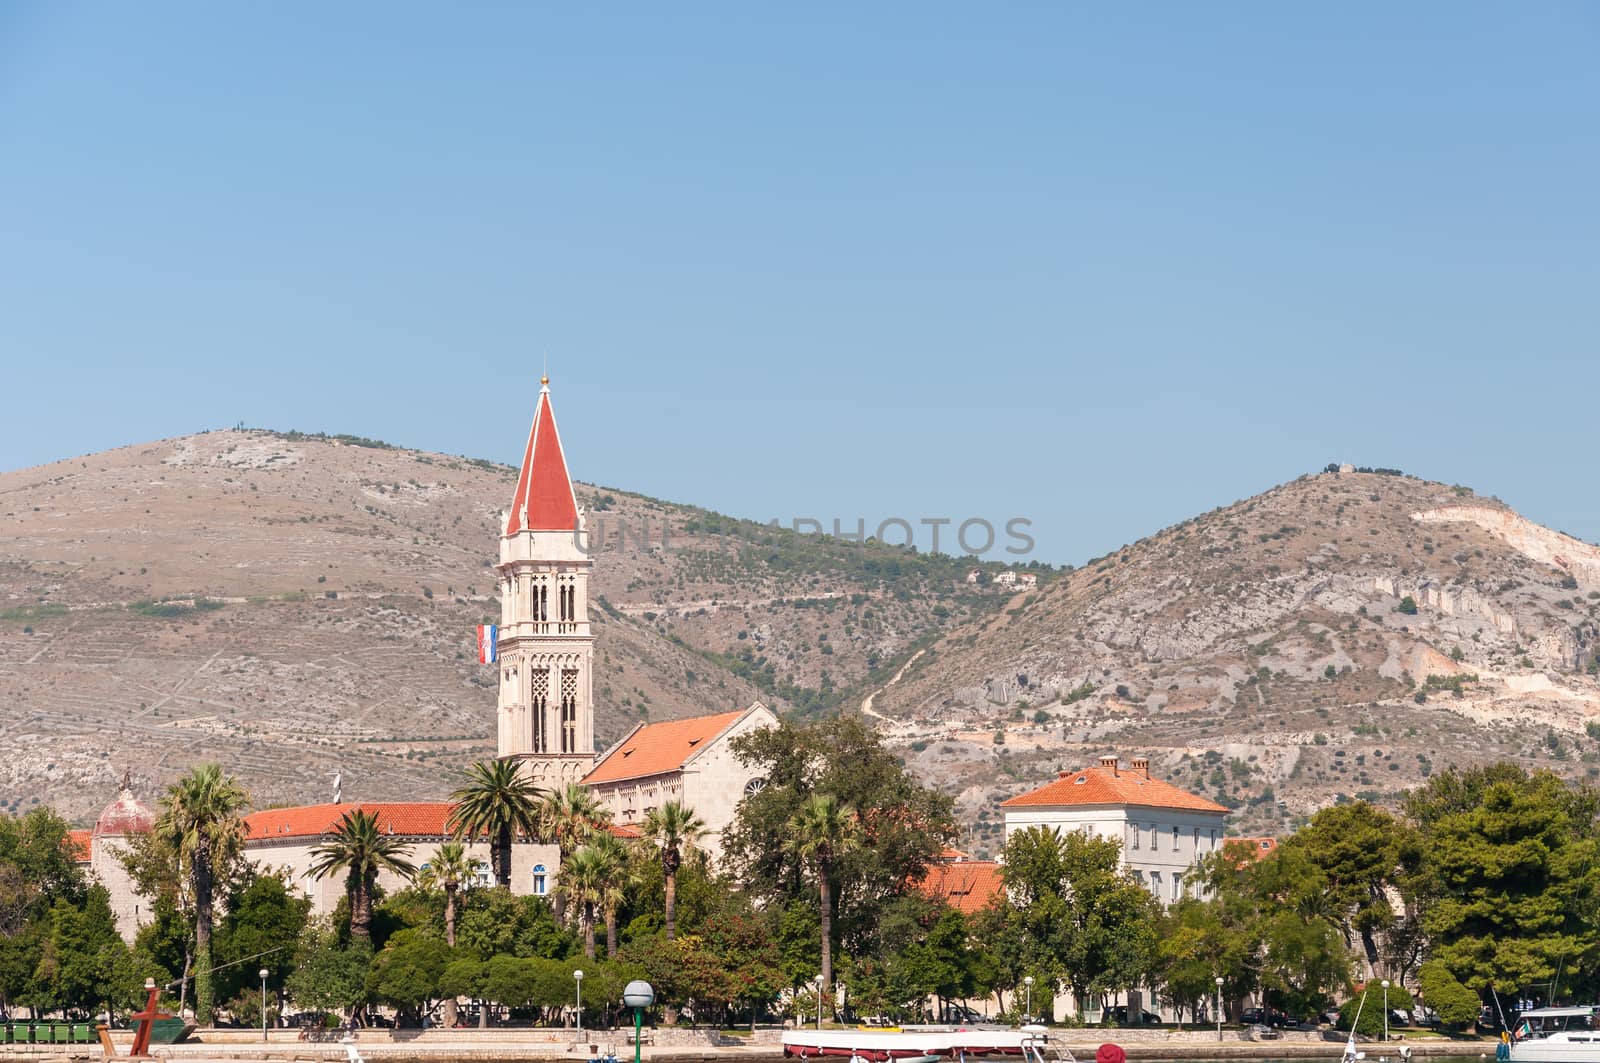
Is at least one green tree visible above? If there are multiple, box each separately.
[415,841,481,1026]
[213,872,309,1004]
[587,832,636,958]
[641,801,704,943]
[1339,982,1414,1037]
[727,716,957,971]
[1404,765,1600,993]
[310,808,418,944]
[0,807,89,1014]
[1284,801,1408,971]
[448,760,543,890]
[285,918,371,1019]
[785,793,862,1004]
[1417,961,1480,1030]
[152,763,249,1025]
[556,845,607,960]
[367,928,448,1026]
[993,827,1160,1015]
[455,888,571,962]
[537,783,612,921]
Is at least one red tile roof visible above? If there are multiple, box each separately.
[244,802,459,842]
[608,823,643,839]
[582,709,748,786]
[917,859,1005,915]
[505,383,579,535]
[65,829,92,863]
[1221,836,1278,863]
[1000,763,1227,813]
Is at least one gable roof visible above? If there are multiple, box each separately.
[505,381,579,535]
[244,802,459,842]
[582,708,750,786]
[1001,764,1227,814]
[65,829,92,863]
[917,859,1005,915]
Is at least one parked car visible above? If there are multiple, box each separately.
[1107,1006,1161,1025]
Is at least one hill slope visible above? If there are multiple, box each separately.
[872,469,1600,852]
[0,429,1016,822]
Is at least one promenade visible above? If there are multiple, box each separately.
[0,1026,1498,1063]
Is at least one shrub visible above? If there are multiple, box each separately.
[1398,596,1419,615]
[1339,983,1414,1037]
[1418,963,1480,1030]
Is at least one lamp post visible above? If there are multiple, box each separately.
[1023,976,1034,1023]
[815,974,826,1030]
[1215,977,1224,1041]
[574,969,584,1037]
[1382,980,1390,1043]
[259,968,270,1041]
[623,980,654,1063]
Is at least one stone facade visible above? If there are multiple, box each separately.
[582,702,778,867]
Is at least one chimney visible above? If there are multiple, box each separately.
[1131,757,1150,779]
[1057,770,1073,780]
[1098,754,1119,776]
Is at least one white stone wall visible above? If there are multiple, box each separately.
[681,705,779,866]
[89,835,148,943]
[245,838,562,918]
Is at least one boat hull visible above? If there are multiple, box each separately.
[1510,1041,1600,1063]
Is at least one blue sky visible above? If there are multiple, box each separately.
[2,3,1596,564]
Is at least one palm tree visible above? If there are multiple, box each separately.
[641,800,705,942]
[417,841,481,948]
[309,808,418,943]
[786,793,861,1008]
[537,783,612,919]
[556,844,607,959]
[154,763,249,1026]
[448,759,543,889]
[587,831,637,958]
[417,841,480,1027]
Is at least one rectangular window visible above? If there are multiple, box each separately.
[1130,824,1140,850]
[1149,871,1162,898]
[1173,825,1180,848]
[1151,825,1159,852]
[1173,874,1183,901]
[1193,827,1200,850]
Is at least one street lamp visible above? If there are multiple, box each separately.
[1023,976,1034,1024]
[623,981,654,1063]
[1215,977,1224,1041]
[574,969,585,1037]
[1382,980,1390,1043]
[259,968,270,1041]
[815,974,826,1030]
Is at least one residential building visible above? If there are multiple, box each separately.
[1001,753,1228,906]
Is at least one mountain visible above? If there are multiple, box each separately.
[869,468,1600,853]
[0,428,1018,823]
[6,435,1597,853]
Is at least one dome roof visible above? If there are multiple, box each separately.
[93,778,154,838]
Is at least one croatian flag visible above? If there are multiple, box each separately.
[477,625,497,664]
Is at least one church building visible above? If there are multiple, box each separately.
[70,378,773,924]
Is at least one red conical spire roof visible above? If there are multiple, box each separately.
[505,378,579,535]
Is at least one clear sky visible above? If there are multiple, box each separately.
[2,3,1596,565]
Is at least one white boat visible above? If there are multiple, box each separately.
[782,1025,1063,1063]
[1509,1006,1600,1063]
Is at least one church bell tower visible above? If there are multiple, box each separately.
[496,377,595,784]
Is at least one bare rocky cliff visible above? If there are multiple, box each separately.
[869,471,1600,852]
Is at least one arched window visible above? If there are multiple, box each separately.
[532,864,548,896]
[744,777,767,796]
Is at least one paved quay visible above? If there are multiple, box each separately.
[0,1027,1499,1063]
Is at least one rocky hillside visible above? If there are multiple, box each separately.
[0,429,1021,823]
[870,468,1600,854]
